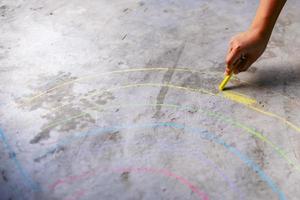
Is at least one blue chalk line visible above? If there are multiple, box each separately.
[0,128,40,192]
[38,122,286,200]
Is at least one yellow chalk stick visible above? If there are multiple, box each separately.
[219,73,233,91]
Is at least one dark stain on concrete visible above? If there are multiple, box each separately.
[34,146,65,162]
[151,43,186,118]
[252,137,266,169]
[121,171,130,182]
[123,8,129,13]
[138,2,145,7]
[0,4,23,22]
[93,91,115,105]
[30,106,95,144]
[187,105,198,114]
[236,136,269,195]
[0,5,7,17]
[1,170,8,182]
[88,131,122,152]
[9,152,16,159]
[62,113,94,131]
[30,6,43,11]
[17,71,77,111]
[30,129,50,144]
[103,131,121,142]
[31,91,115,144]
[122,34,127,40]
[23,72,116,144]
[0,5,7,10]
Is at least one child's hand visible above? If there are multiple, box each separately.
[225,29,269,75]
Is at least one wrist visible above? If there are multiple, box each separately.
[249,20,272,40]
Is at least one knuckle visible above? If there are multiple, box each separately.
[233,43,242,50]
[226,57,231,65]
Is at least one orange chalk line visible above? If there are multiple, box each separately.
[42,100,300,173]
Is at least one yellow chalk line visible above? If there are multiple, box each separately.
[249,106,300,133]
[221,91,257,105]
[19,67,299,109]
[18,67,300,134]
[17,67,300,134]
[42,101,300,172]
[232,76,300,107]
[45,82,300,136]
[47,83,214,112]
[18,68,201,107]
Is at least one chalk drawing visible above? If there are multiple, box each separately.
[232,76,300,107]
[16,68,300,135]
[0,128,40,191]
[50,167,210,200]
[38,122,286,200]
[45,137,244,200]
[6,67,296,198]
[222,91,257,105]
[17,68,298,107]
[160,145,244,200]
[34,81,300,136]
[38,94,300,172]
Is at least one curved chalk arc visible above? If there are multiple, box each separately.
[18,68,300,135]
[38,122,286,200]
[0,128,40,191]
[50,167,210,200]
[48,139,244,200]
[38,92,300,173]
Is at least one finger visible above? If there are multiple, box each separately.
[232,57,245,74]
[225,67,231,75]
[234,57,251,74]
[226,47,242,71]
[239,59,253,73]
[227,44,233,55]
[226,58,241,75]
[225,46,233,74]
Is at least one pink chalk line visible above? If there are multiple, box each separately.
[49,167,210,200]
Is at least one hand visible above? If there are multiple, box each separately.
[225,29,270,75]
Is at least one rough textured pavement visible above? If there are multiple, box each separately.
[1,0,300,200]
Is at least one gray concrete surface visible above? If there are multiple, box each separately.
[1,0,300,200]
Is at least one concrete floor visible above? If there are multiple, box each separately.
[1,0,300,199]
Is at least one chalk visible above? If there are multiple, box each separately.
[0,128,40,191]
[219,72,232,91]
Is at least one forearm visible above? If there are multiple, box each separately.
[225,0,287,74]
[250,0,286,38]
